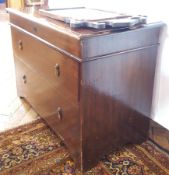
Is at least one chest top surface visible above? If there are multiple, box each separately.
[7,7,165,60]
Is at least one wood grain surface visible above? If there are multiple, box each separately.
[8,7,166,172]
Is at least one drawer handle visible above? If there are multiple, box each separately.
[57,107,62,120]
[55,64,60,77]
[33,27,37,33]
[18,40,23,50]
[22,75,27,84]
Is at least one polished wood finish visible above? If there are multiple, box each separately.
[10,13,82,58]
[81,24,162,59]
[14,56,81,166]
[80,46,159,169]
[11,27,79,102]
[1,14,168,164]
[8,7,166,172]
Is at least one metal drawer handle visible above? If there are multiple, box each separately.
[33,27,37,33]
[55,64,60,77]
[57,107,62,120]
[18,40,23,50]
[22,75,27,84]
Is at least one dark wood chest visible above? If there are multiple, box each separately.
[8,8,165,172]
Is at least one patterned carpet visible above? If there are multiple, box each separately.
[0,119,168,175]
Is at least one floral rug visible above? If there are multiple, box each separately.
[0,119,168,175]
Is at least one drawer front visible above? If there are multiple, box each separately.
[11,27,79,102]
[15,58,80,160]
[10,13,81,57]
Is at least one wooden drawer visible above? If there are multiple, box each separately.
[15,58,80,162]
[10,13,81,57]
[11,27,79,102]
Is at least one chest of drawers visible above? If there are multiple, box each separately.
[8,8,165,172]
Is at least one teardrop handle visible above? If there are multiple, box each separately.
[57,107,62,120]
[22,75,27,84]
[55,64,60,77]
[18,40,23,50]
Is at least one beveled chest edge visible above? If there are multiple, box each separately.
[10,23,82,63]
[7,8,82,59]
[7,8,166,62]
[81,22,166,59]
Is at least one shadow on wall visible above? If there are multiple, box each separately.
[154,36,169,129]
